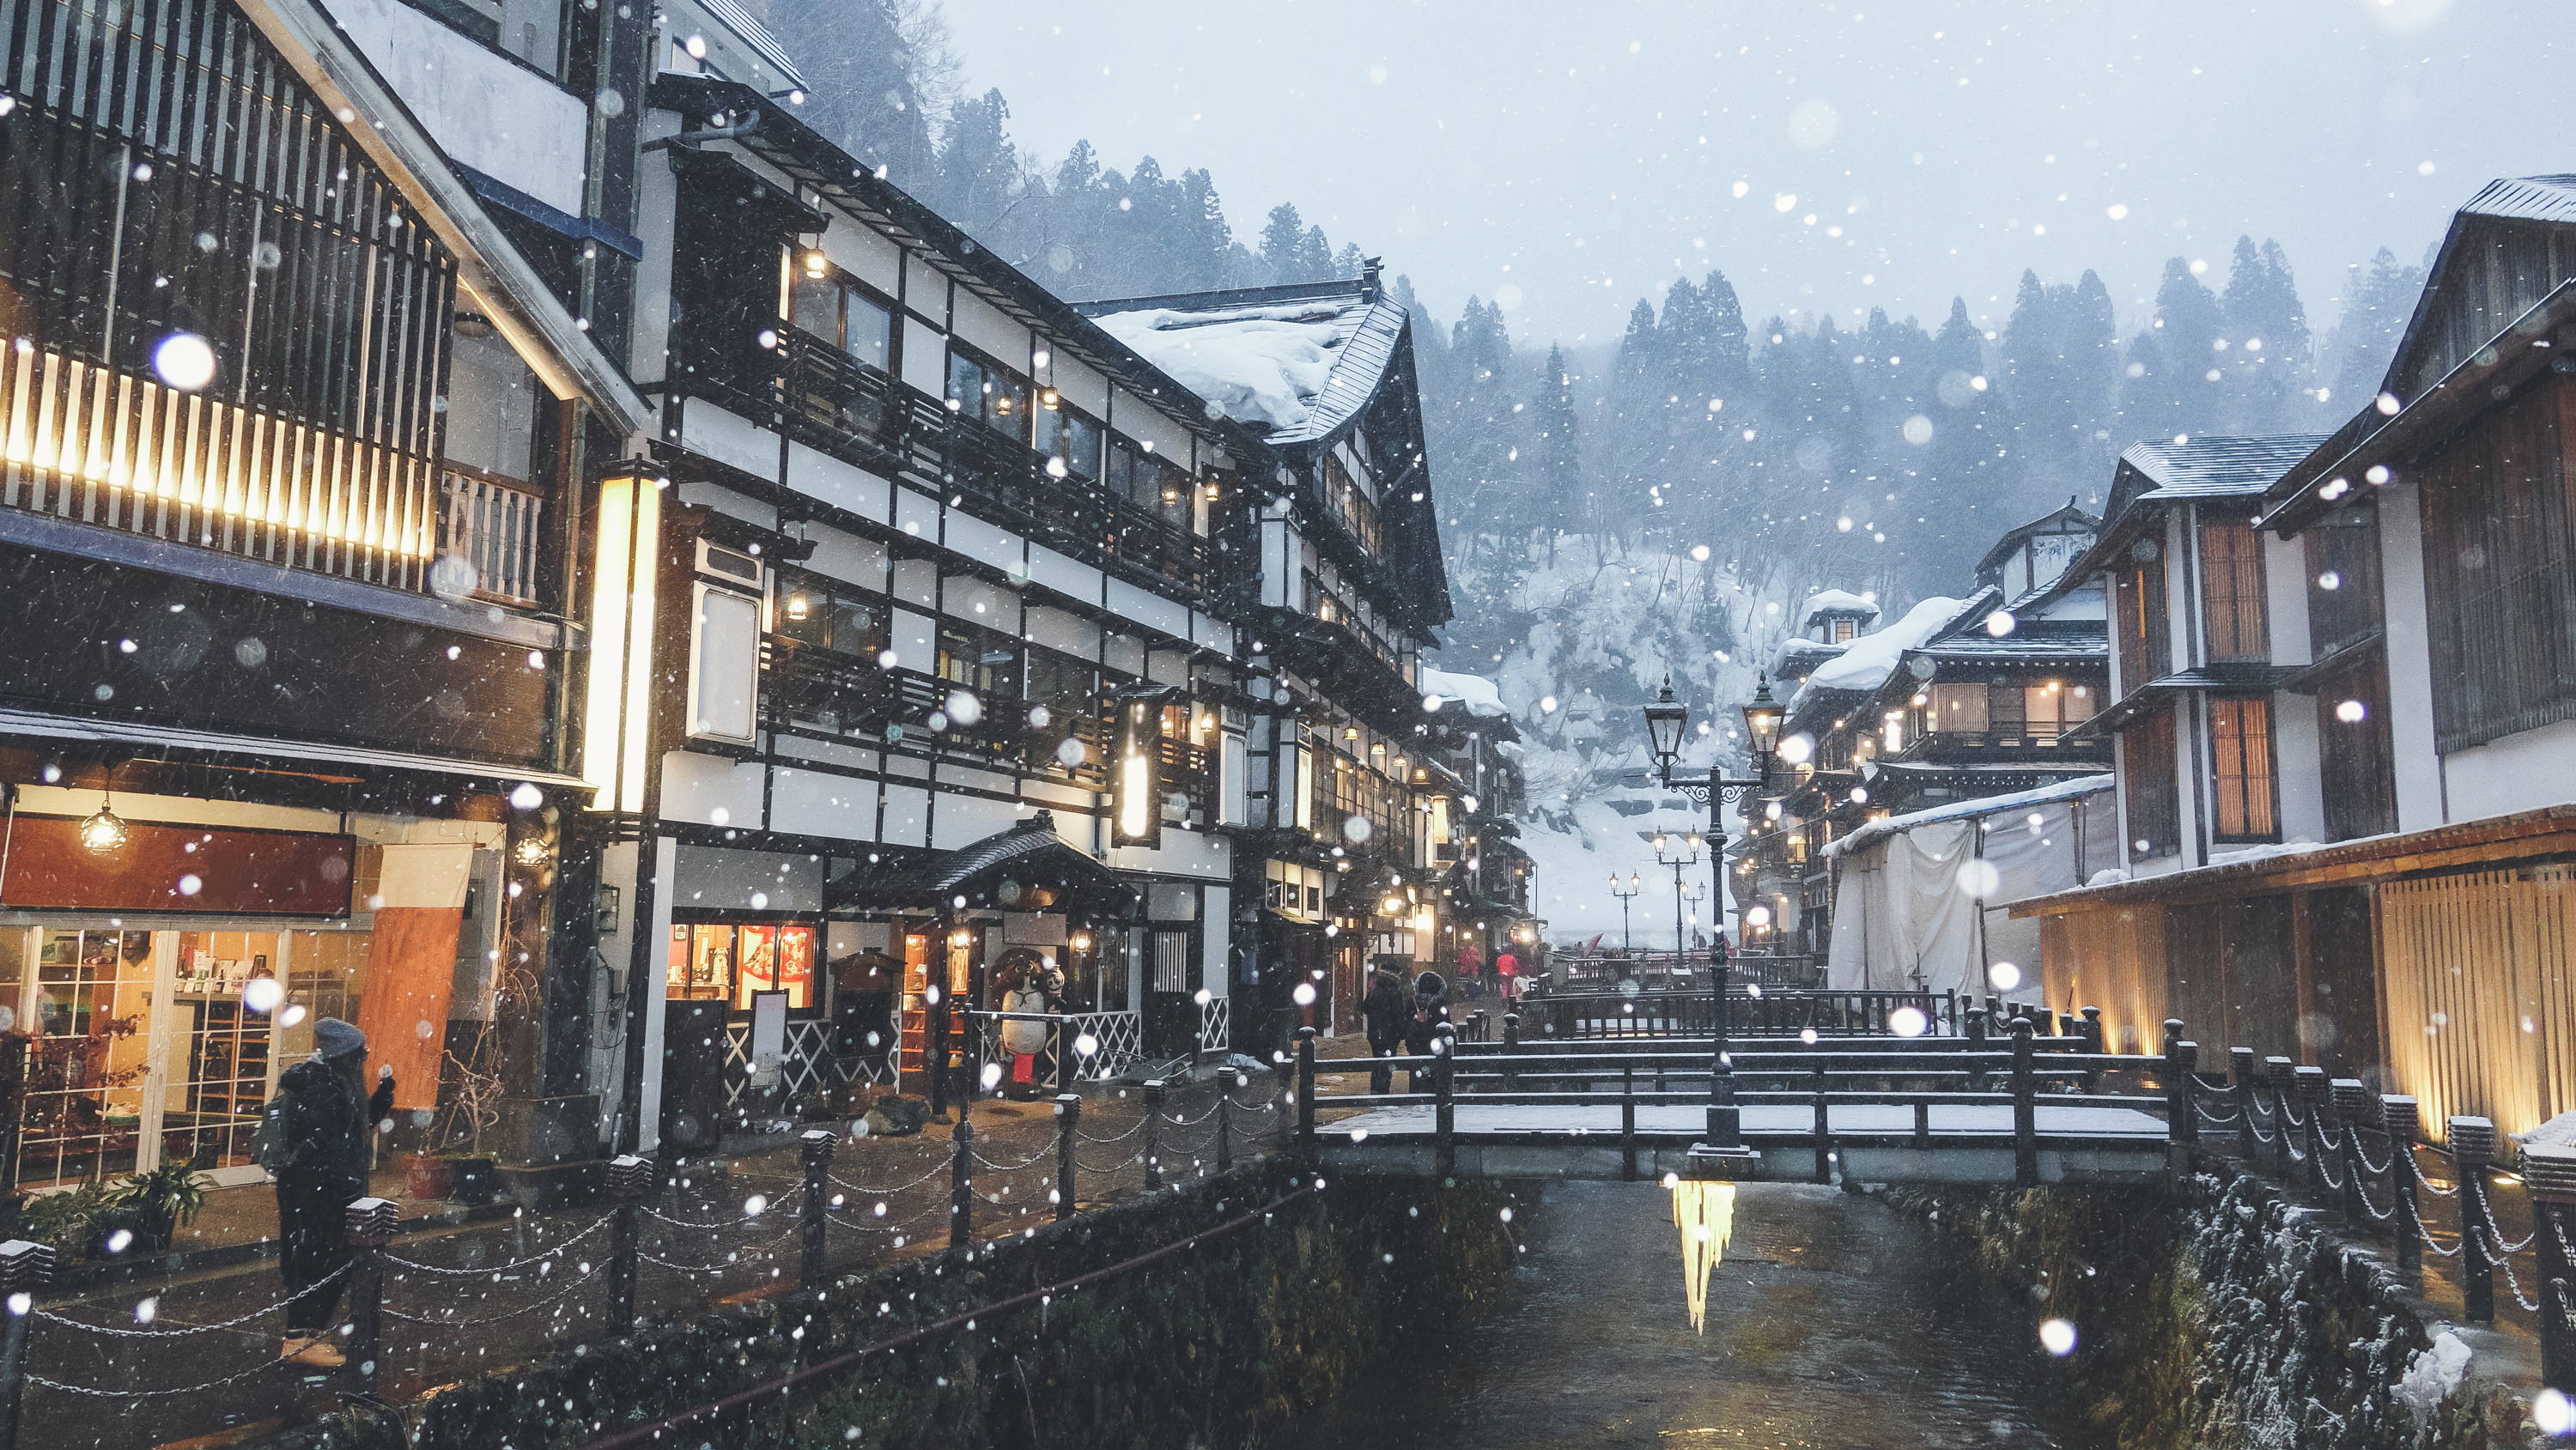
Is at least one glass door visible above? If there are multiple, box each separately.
[21,928,156,1187]
[156,930,286,1182]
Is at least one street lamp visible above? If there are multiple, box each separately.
[1609,871,1644,957]
[1639,674,1783,1170]
[1655,831,1704,973]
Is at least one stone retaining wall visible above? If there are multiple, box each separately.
[288,1162,1524,1450]
[1889,1171,2544,1450]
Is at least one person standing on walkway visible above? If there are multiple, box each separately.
[260,1017,394,1366]
[1405,971,1449,1094]
[1361,962,1411,1095]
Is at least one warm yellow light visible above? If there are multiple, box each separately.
[1671,1180,1738,1334]
[1039,388,1060,410]
[1119,749,1153,840]
[583,469,660,813]
[77,798,129,853]
[784,592,812,622]
[802,249,828,278]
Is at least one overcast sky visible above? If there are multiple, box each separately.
[938,0,2567,348]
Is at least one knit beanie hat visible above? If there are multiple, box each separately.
[313,1016,366,1059]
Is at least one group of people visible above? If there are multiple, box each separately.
[1361,963,1455,1094]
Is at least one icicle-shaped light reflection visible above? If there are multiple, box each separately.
[1670,1179,1736,1334]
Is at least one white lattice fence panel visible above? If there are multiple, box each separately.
[1197,995,1231,1053]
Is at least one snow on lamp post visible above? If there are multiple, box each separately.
[1639,675,1779,1169]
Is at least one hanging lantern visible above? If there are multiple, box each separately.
[77,794,129,853]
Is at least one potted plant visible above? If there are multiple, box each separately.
[402,1150,456,1202]
[98,1160,209,1255]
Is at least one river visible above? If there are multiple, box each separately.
[1278,1180,2095,1450]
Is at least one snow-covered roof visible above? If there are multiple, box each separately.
[1083,282,1406,444]
[1797,597,1965,701]
[1801,589,1880,622]
[2462,174,2576,226]
[1420,667,1509,719]
[1771,637,1845,681]
[1824,774,2113,859]
[2119,435,2331,501]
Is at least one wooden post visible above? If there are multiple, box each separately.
[2231,1047,2260,1162]
[2080,1007,2105,1092]
[1054,1014,1075,1098]
[1811,1054,1832,1185]
[2451,1115,2497,1325]
[1965,1008,1990,1093]
[927,990,952,1122]
[948,1103,975,1249]
[343,1197,400,1391]
[0,1239,56,1450]
[1434,1024,1457,1180]
[2009,1017,2038,1187]
[1215,1072,1236,1174]
[798,1129,834,1289]
[2264,1056,2297,1175]
[1621,1062,1637,1182]
[1142,1080,1167,1193]
[2522,1144,2576,1392]
[1503,1012,1522,1094]
[2330,1081,2372,1227]
[2384,1095,2423,1273]
[603,1154,651,1332]
[1054,1093,1080,1222]
[2295,1066,2331,1200]
[2163,1028,2199,1170]
[1295,1026,1318,1162]
[0,1037,24,1237]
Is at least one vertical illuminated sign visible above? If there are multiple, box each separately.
[1111,687,1171,848]
[582,464,662,814]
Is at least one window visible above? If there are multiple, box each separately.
[1107,436,1191,531]
[2113,545,2171,689]
[1831,619,1857,643]
[2418,379,2576,751]
[946,347,1030,439]
[689,581,761,744]
[1322,453,1384,555]
[2305,507,2383,659]
[1035,398,1103,482]
[2199,517,2269,662]
[2208,696,2277,841]
[1930,682,1989,734]
[1026,651,1098,771]
[2316,663,2397,842]
[2122,707,2180,858]
[787,264,894,373]
[935,622,1020,697]
[2022,681,2072,742]
[665,923,816,1011]
[775,578,884,658]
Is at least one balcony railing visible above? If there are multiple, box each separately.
[771,336,1212,597]
[761,636,1115,786]
[438,466,545,607]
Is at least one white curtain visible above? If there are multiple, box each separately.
[1826,789,2111,998]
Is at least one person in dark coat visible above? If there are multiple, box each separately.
[270,1017,393,1366]
[1404,971,1449,1093]
[1360,963,1411,1095]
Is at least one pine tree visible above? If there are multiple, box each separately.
[925,88,1024,234]
[1528,345,1583,563]
[1257,203,1306,281]
[2329,246,2427,408]
[2148,258,2229,440]
[2221,236,2312,429]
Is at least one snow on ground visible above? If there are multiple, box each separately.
[1090,305,1342,429]
[1442,537,1870,947]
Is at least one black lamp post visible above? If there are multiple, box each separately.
[1653,831,1704,972]
[1608,871,1643,956]
[1641,674,1783,1168]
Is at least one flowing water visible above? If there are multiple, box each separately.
[1279,1180,2095,1450]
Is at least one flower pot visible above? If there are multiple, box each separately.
[448,1156,497,1206]
[403,1151,455,1201]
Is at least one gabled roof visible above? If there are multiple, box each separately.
[826,812,1137,913]
[1973,499,2098,580]
[2381,174,2576,399]
[1078,280,1408,447]
[2461,173,2576,226]
[2118,435,2332,503]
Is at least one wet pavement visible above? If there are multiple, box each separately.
[1279,1180,2092,1450]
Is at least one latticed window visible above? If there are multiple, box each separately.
[2208,696,2277,842]
[2113,546,2171,691]
[2198,518,2269,662]
[2419,378,2576,752]
[2122,707,2180,858]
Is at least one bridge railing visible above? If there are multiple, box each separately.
[1510,989,1966,1040]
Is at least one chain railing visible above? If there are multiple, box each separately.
[0,1071,1283,1440]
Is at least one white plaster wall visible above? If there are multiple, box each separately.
[658,750,765,828]
[879,783,930,847]
[769,767,878,840]
[950,290,1029,368]
[1024,545,1100,602]
[680,403,780,482]
[2376,483,2445,831]
[1052,355,1109,416]
[817,219,903,299]
[325,0,586,213]
[671,845,823,912]
[785,444,891,524]
[901,318,947,394]
[803,525,887,593]
[2263,532,2312,667]
[2272,693,2328,844]
[2442,719,2576,823]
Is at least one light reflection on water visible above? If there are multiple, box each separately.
[1272,1180,2092,1450]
